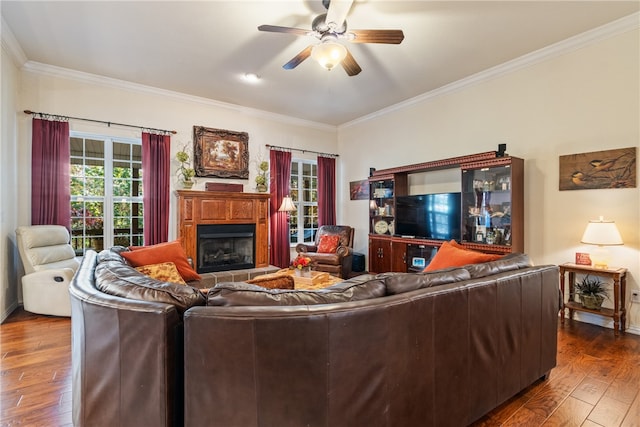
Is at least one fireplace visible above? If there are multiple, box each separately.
[177,191,270,272]
[197,224,256,273]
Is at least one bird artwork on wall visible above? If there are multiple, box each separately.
[559,147,636,190]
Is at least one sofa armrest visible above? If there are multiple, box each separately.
[21,268,75,316]
[295,243,318,253]
[336,245,352,257]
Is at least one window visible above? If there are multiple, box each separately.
[70,133,143,255]
[289,159,318,245]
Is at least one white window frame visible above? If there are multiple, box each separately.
[70,131,143,253]
[289,158,318,246]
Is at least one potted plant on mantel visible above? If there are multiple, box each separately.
[176,144,196,189]
[575,274,608,310]
[255,160,269,192]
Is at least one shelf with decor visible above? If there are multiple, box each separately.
[367,147,523,273]
[460,156,524,253]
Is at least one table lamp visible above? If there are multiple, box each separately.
[580,216,623,269]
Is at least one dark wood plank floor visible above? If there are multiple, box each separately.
[1,307,639,426]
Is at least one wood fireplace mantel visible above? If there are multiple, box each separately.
[176,190,270,271]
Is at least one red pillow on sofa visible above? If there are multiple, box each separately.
[317,235,340,253]
[423,240,503,272]
[121,240,201,281]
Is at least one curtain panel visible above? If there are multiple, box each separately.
[269,149,292,268]
[31,118,71,227]
[317,155,336,226]
[142,132,170,245]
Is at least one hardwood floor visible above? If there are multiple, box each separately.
[1,308,639,427]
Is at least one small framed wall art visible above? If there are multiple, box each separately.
[193,126,249,179]
[559,146,636,191]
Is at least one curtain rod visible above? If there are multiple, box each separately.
[265,144,338,158]
[24,110,177,135]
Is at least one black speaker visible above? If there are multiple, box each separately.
[369,167,376,177]
[496,143,507,157]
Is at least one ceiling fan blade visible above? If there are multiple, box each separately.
[325,0,354,31]
[349,29,404,44]
[283,46,313,70]
[258,25,311,37]
[341,49,362,76]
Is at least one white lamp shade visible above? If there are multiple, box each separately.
[278,196,296,212]
[311,41,347,70]
[580,217,624,246]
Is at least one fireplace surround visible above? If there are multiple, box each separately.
[176,190,270,272]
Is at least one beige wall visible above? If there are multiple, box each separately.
[338,28,640,332]
[16,70,339,239]
[1,45,21,321]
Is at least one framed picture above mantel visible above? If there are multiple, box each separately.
[193,126,249,179]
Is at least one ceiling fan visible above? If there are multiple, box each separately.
[258,0,404,76]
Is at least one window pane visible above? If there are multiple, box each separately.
[69,134,143,251]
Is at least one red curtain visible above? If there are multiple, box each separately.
[317,155,336,226]
[142,132,170,245]
[269,149,292,268]
[31,118,71,227]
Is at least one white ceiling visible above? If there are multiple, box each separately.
[2,1,639,126]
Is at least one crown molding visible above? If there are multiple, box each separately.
[339,11,640,129]
[1,17,28,66]
[21,61,336,132]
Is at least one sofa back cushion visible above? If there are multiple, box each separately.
[381,268,472,295]
[464,253,532,278]
[95,261,205,314]
[207,274,385,306]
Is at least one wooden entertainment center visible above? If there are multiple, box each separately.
[368,150,524,273]
[176,190,270,272]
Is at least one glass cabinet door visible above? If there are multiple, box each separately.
[461,165,513,246]
[369,178,395,235]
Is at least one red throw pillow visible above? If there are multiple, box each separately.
[121,240,201,281]
[317,235,340,253]
[424,240,503,272]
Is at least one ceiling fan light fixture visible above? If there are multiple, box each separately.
[311,40,347,71]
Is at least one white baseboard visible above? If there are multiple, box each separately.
[1,300,19,324]
[562,311,640,336]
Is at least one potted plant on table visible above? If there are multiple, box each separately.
[575,274,607,310]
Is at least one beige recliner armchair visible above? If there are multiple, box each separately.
[16,225,80,316]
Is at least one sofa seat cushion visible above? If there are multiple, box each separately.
[95,261,205,314]
[424,240,503,271]
[380,267,472,295]
[464,253,532,278]
[207,274,385,306]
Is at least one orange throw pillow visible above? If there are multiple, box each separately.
[122,240,201,281]
[317,235,340,253]
[424,240,503,272]
[135,262,187,285]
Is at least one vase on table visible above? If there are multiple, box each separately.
[294,266,312,278]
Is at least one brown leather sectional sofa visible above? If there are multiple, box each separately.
[70,248,560,427]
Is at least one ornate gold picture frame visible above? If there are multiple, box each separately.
[193,126,249,179]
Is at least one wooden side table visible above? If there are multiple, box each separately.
[559,262,627,336]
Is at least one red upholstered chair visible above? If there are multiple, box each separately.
[295,225,354,279]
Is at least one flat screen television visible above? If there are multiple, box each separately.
[394,192,461,240]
